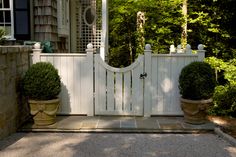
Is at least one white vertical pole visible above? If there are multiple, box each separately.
[100,0,108,61]
[32,43,42,64]
[86,43,95,116]
[10,0,14,40]
[197,44,206,61]
[144,44,152,117]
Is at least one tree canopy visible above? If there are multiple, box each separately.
[108,0,236,67]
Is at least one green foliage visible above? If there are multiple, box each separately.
[22,62,61,100]
[205,57,236,85]
[0,28,6,44]
[188,0,236,60]
[208,84,236,117]
[108,0,236,67]
[42,41,53,53]
[179,61,216,100]
[205,57,236,117]
[108,0,183,67]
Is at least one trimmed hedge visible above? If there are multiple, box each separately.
[179,61,216,100]
[209,84,236,117]
[22,62,61,100]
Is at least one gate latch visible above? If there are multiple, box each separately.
[140,72,147,79]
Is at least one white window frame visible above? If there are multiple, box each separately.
[0,0,14,40]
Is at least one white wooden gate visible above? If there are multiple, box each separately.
[31,43,206,116]
[95,54,144,115]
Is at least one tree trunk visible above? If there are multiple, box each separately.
[182,0,187,48]
[136,11,145,57]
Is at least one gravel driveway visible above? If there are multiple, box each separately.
[0,133,236,157]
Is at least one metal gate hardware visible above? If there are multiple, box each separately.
[140,72,147,79]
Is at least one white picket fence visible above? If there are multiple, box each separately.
[31,44,205,116]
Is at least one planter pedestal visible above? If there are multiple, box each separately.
[180,98,212,124]
[29,98,59,126]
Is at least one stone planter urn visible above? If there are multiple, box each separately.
[180,98,212,124]
[29,98,59,125]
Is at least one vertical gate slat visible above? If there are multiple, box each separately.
[95,55,99,114]
[151,56,158,114]
[73,57,80,114]
[53,56,61,76]
[81,57,90,114]
[47,56,54,64]
[170,57,176,114]
[107,70,115,111]
[99,61,107,113]
[67,57,75,113]
[157,57,164,114]
[115,72,123,112]
[132,58,143,115]
[52,56,61,112]
[124,71,131,113]
[60,56,69,114]
[164,57,171,114]
[40,56,47,62]
[175,57,185,114]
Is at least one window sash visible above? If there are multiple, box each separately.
[0,0,14,39]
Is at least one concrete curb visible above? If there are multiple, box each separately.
[215,127,236,147]
[18,127,214,134]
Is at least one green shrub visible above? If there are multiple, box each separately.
[208,84,236,117]
[205,57,236,85]
[179,61,216,100]
[22,62,61,100]
[0,28,6,44]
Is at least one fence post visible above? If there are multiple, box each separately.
[86,43,95,116]
[144,44,152,117]
[186,44,192,54]
[197,44,206,61]
[32,42,42,64]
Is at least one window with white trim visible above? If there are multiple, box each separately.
[0,0,14,39]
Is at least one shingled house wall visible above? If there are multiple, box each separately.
[34,0,68,53]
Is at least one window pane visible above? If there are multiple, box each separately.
[4,25,11,35]
[5,10,10,22]
[0,11,3,23]
[0,26,11,36]
[3,0,9,8]
[0,0,2,8]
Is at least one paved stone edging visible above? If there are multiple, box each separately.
[19,128,214,134]
[215,127,236,147]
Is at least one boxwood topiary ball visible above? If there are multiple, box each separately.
[22,62,61,100]
[179,61,216,100]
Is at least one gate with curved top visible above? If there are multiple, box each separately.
[95,54,145,116]
[31,43,206,116]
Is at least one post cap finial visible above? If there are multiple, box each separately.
[87,43,93,49]
[34,42,41,49]
[186,44,191,50]
[198,44,204,50]
[177,44,182,49]
[145,44,151,50]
